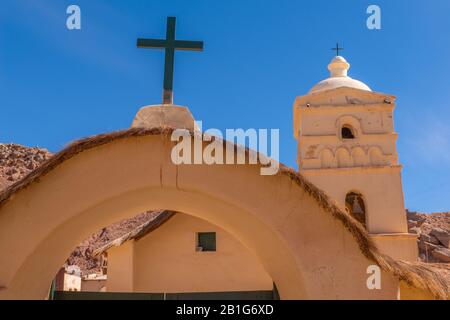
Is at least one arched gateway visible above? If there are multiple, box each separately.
[0,126,446,300]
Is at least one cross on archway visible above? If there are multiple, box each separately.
[137,17,204,105]
[331,43,344,56]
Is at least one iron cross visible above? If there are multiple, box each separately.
[331,43,344,56]
[137,17,204,105]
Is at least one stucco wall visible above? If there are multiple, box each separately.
[107,242,134,292]
[371,234,418,262]
[108,214,273,293]
[0,133,403,299]
[303,167,408,234]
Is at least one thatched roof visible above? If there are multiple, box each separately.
[92,210,176,256]
[0,127,448,299]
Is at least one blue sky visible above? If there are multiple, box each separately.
[0,0,449,212]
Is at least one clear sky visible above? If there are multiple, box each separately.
[1,0,449,213]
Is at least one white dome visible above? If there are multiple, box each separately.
[309,56,371,94]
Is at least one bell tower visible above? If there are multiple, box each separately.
[293,56,417,261]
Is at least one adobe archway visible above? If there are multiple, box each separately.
[0,129,400,299]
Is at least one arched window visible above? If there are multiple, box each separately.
[341,126,355,139]
[345,192,366,227]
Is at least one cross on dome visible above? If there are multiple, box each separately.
[331,43,344,56]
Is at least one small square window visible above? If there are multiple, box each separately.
[197,232,216,252]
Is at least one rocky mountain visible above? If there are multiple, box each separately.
[0,143,52,189]
[407,210,450,263]
[1,143,449,275]
[65,210,161,274]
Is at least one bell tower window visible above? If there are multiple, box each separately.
[345,192,366,228]
[341,126,355,139]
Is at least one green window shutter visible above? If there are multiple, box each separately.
[198,232,216,252]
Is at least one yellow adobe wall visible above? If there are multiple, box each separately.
[0,133,402,299]
[107,241,134,292]
[108,214,273,293]
[371,234,418,262]
[302,167,407,234]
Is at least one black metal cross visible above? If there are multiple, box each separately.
[137,17,204,105]
[331,43,344,56]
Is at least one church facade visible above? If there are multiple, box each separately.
[94,55,422,298]
[0,55,448,300]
